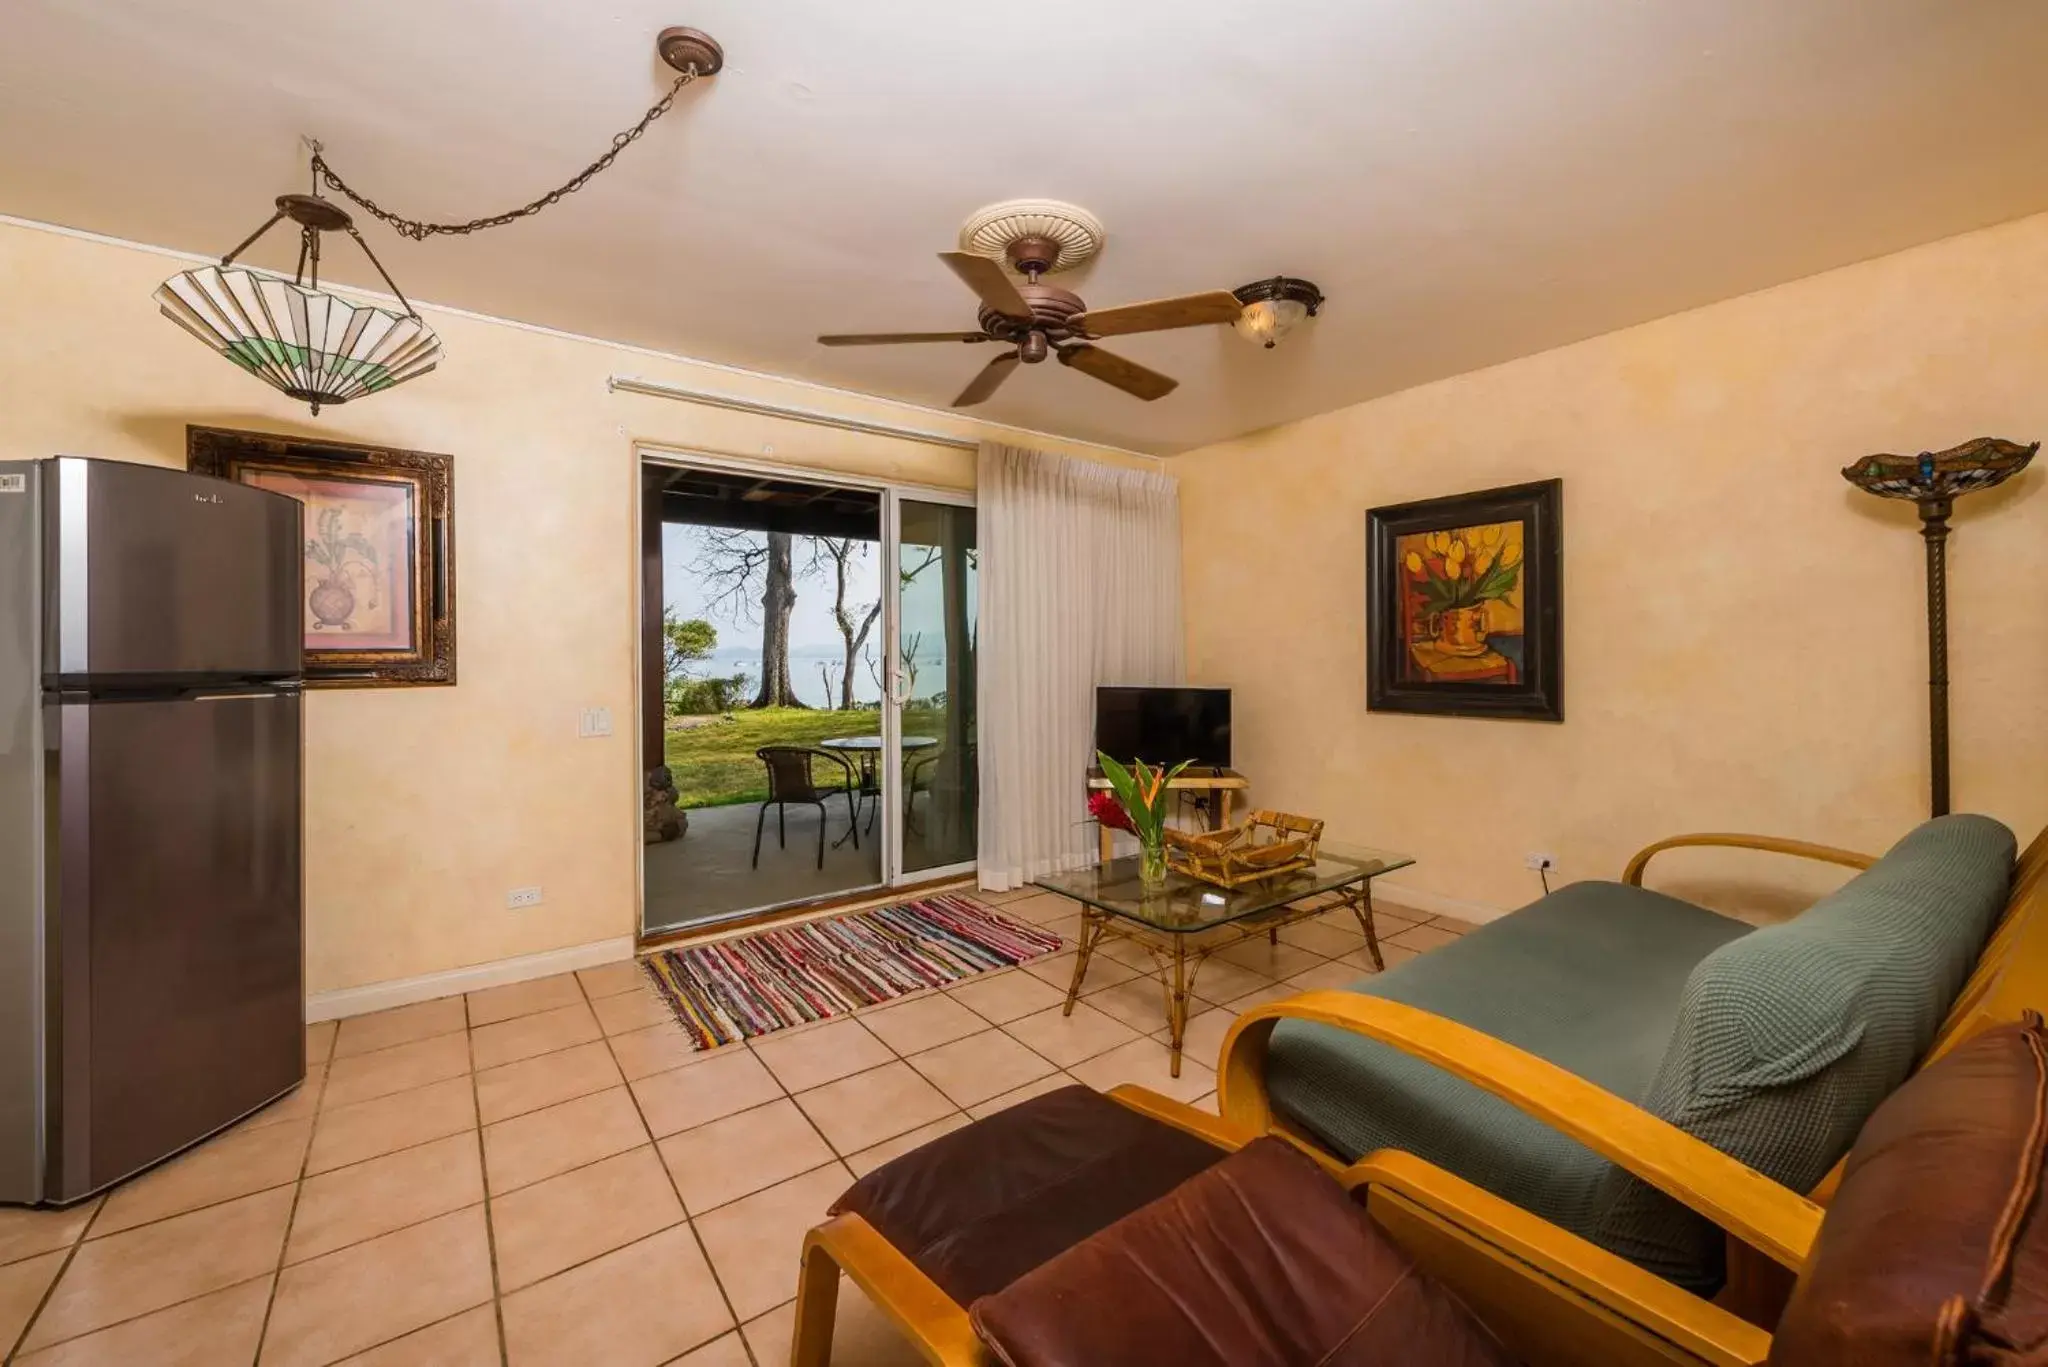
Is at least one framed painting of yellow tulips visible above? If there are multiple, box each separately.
[1367,480,1562,720]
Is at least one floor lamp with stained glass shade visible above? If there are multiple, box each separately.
[1841,437,2036,817]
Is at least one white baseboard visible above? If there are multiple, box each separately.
[307,936,639,1023]
[1374,881,1510,925]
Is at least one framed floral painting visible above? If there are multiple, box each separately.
[1366,479,1561,720]
[186,426,456,687]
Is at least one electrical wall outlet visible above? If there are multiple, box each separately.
[578,707,613,738]
[1524,852,1557,872]
[505,886,544,910]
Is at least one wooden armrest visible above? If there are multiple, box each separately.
[1623,833,1875,887]
[1106,1084,1255,1151]
[1219,993,1823,1269]
[802,1213,984,1365]
[1352,1150,1771,1366]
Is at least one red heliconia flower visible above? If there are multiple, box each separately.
[1088,789,1137,834]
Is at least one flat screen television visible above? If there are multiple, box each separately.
[1094,686,1232,771]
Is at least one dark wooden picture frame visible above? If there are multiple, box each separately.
[1367,478,1562,721]
[187,426,456,688]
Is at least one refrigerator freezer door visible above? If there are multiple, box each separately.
[47,690,303,1201]
[0,462,43,1203]
[44,458,302,686]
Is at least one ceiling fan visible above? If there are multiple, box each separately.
[818,231,1243,407]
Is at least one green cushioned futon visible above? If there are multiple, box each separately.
[1266,814,2017,1293]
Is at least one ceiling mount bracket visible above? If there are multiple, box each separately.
[657,27,725,76]
[959,200,1106,276]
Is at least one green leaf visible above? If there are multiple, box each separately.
[1150,758,1192,826]
[1478,564,1520,600]
[1096,751,1143,814]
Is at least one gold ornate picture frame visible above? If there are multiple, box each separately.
[187,426,456,687]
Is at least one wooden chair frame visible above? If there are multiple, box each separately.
[792,1082,1776,1367]
[790,1087,1244,1367]
[789,826,2048,1367]
[1214,825,2048,1363]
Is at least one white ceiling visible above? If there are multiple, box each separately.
[6,2,2048,454]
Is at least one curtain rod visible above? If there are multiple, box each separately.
[607,375,1157,461]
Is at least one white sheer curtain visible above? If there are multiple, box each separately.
[976,442,1183,891]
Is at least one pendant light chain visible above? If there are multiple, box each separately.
[308,66,703,241]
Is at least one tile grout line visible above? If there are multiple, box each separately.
[723,980,970,1357]
[713,924,1075,1359]
[69,936,1287,1264]
[24,916,1437,1360]
[251,1024,325,1365]
[0,970,964,1362]
[608,968,774,1367]
[3,918,1451,1363]
[463,994,514,1367]
[3,1193,112,1361]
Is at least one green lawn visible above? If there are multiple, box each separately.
[663,705,955,807]
[664,708,878,808]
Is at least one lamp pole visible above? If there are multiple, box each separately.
[1917,494,1954,816]
[1842,438,2035,819]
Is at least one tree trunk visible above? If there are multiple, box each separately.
[839,604,879,710]
[751,532,802,708]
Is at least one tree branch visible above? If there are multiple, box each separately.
[688,527,769,625]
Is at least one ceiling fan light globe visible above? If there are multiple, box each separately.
[1234,297,1308,349]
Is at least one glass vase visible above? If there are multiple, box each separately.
[1139,840,1169,890]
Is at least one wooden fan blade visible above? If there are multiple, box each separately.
[1057,345,1178,401]
[1074,290,1243,337]
[939,252,1035,319]
[953,351,1021,408]
[817,332,990,346]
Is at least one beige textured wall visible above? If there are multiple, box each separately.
[0,218,1148,994]
[1177,212,2048,920]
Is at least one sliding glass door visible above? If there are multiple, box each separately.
[885,492,978,883]
[638,453,977,938]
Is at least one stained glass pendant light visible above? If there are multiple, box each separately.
[154,25,724,414]
[155,187,440,415]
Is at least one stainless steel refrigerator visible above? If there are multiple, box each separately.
[0,456,305,1205]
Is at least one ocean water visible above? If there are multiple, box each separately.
[696,646,884,710]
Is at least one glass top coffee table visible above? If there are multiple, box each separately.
[1032,844,1415,1076]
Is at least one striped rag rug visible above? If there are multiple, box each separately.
[643,894,1064,1049]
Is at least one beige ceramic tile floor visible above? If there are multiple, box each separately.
[0,892,1469,1366]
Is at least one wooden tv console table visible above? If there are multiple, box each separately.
[1084,767,1250,864]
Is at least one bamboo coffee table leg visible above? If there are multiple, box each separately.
[1166,937,1190,1078]
[1063,914,1102,1016]
[1098,820,1112,866]
[1350,879,1385,971]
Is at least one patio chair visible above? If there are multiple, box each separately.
[752,746,859,870]
[903,748,941,836]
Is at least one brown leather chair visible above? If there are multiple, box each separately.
[793,1015,2048,1366]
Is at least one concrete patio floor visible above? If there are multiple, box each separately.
[644,800,883,935]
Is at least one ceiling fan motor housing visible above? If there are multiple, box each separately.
[976,284,1084,356]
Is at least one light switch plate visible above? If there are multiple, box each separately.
[578,707,613,738]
